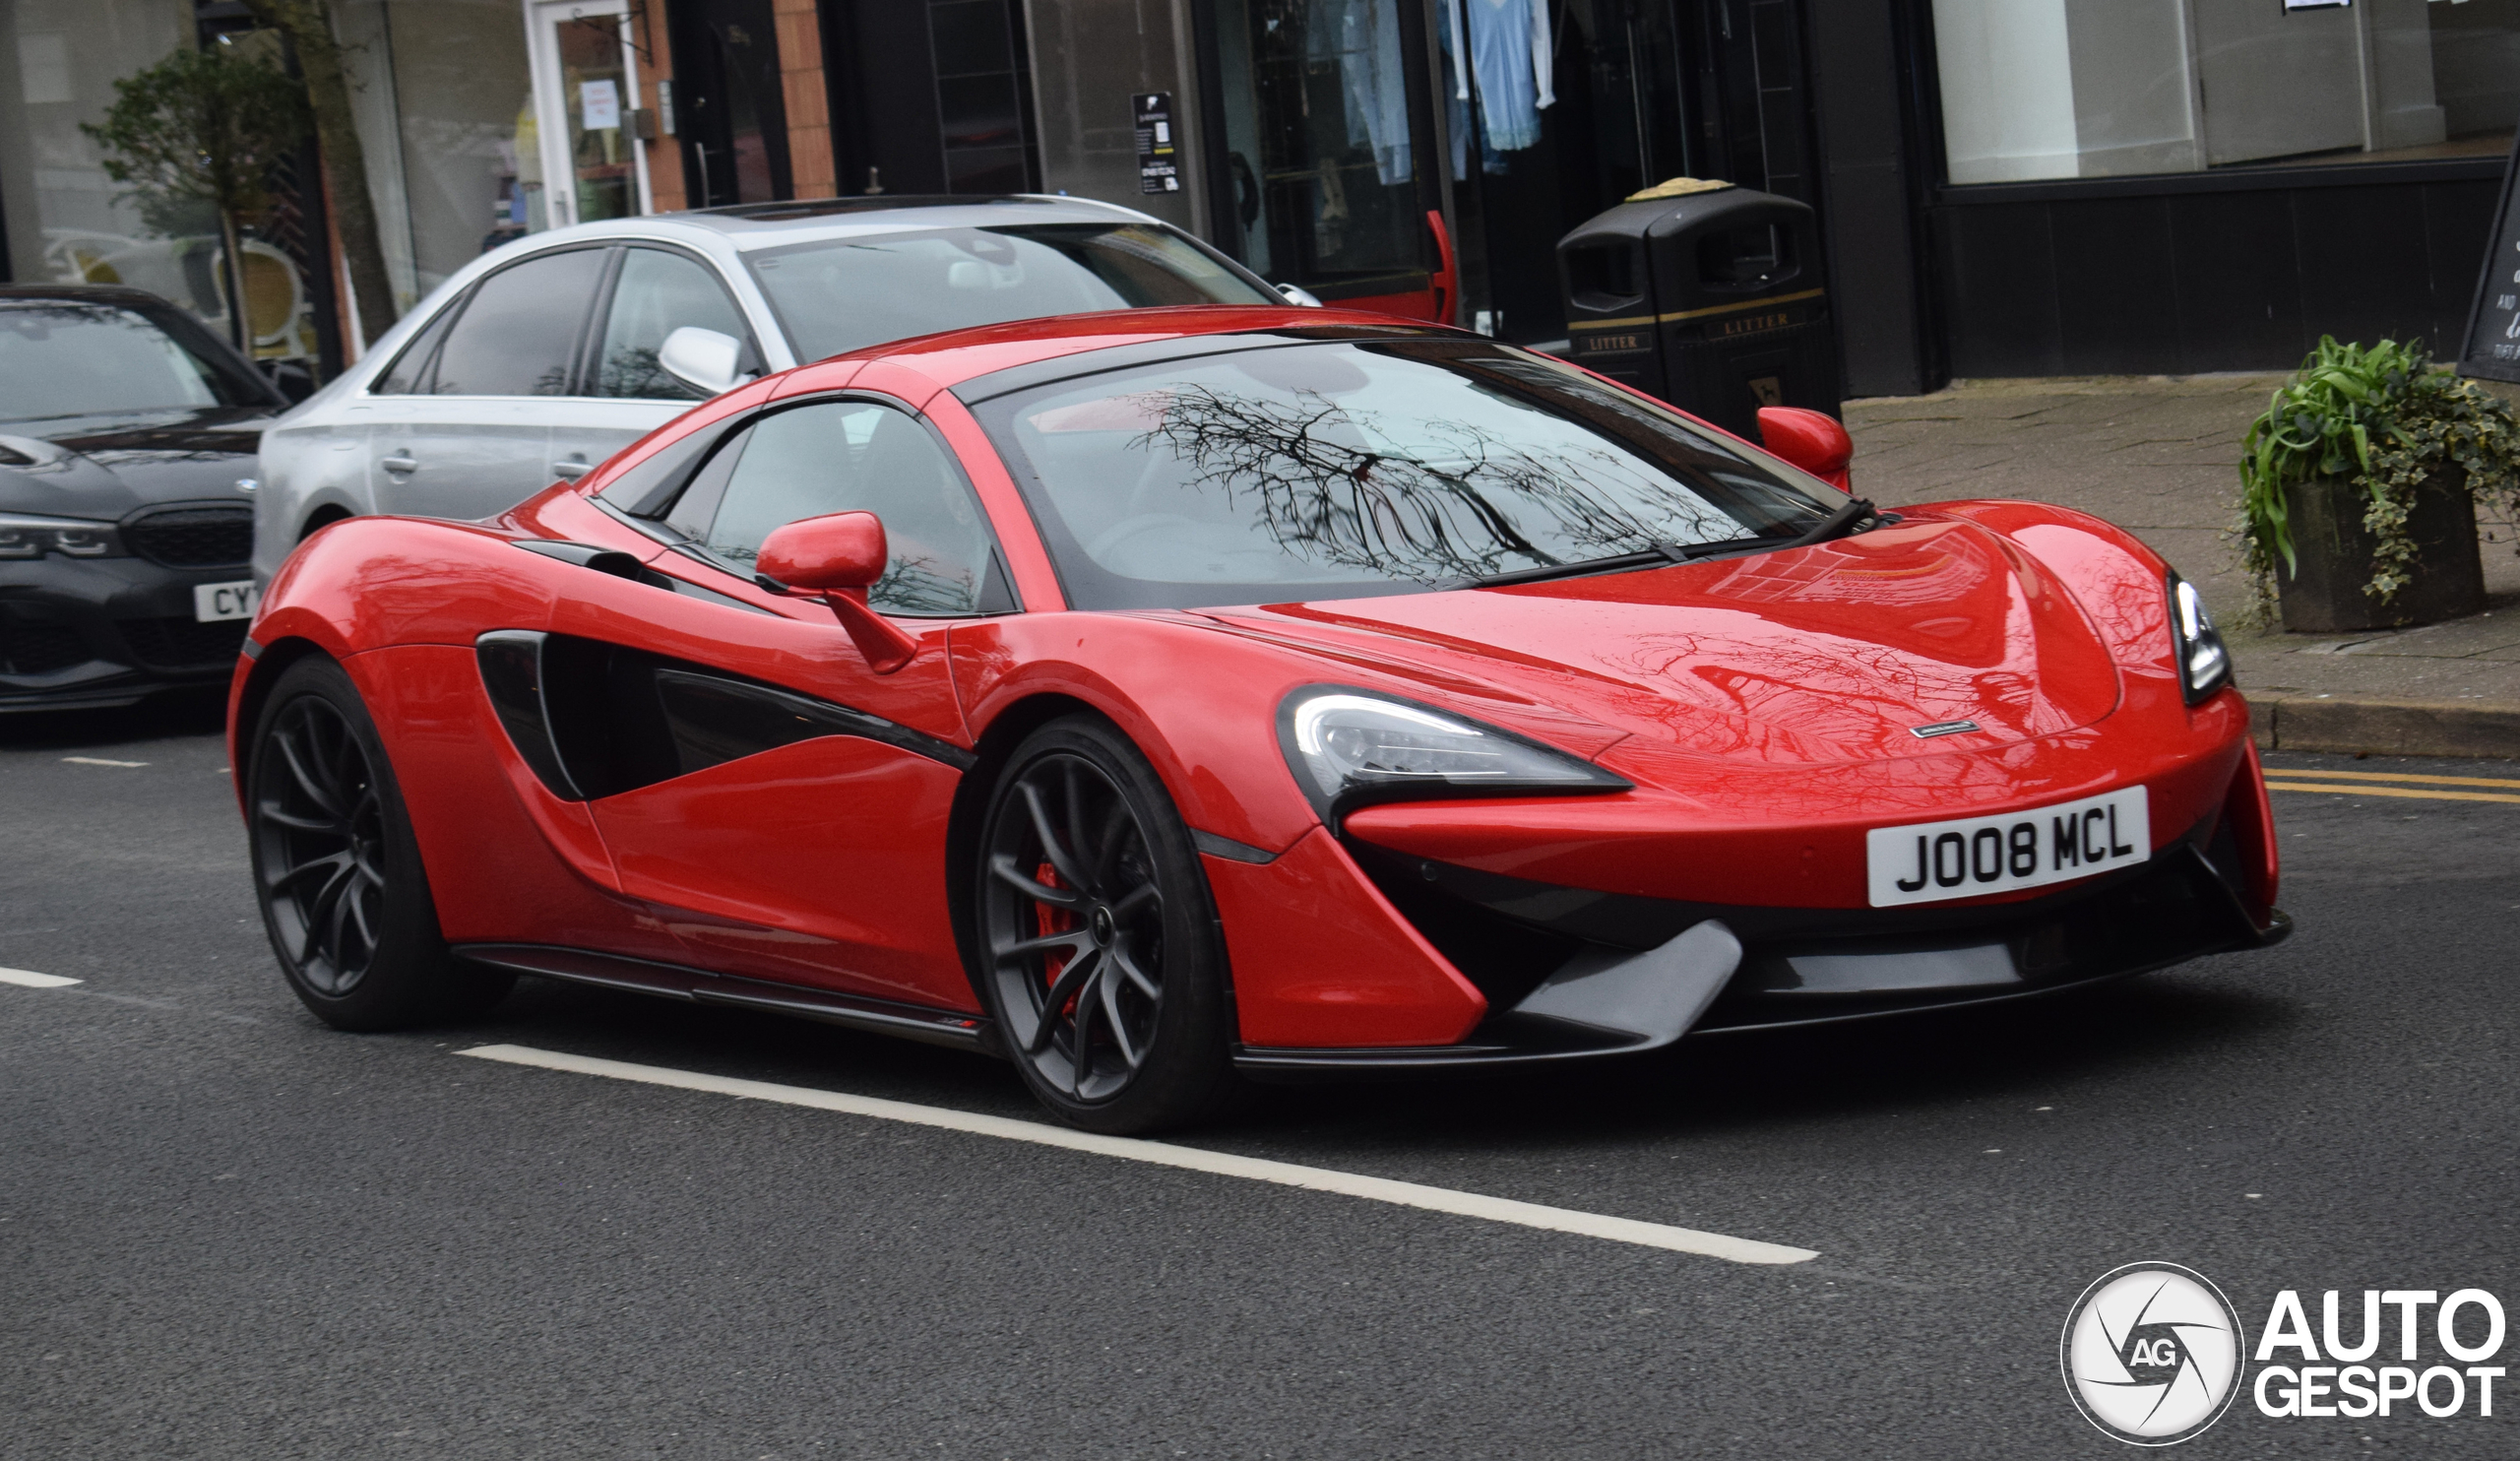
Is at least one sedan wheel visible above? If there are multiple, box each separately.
[977,716,1236,1132]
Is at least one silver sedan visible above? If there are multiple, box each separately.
[252,195,1295,584]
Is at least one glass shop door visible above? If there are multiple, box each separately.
[662,0,793,208]
[1207,0,1455,321]
[527,0,655,228]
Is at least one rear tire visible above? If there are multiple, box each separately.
[246,656,511,1030]
[975,715,1238,1133]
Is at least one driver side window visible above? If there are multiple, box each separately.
[679,400,1003,616]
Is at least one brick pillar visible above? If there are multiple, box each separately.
[638,3,688,213]
[774,0,837,198]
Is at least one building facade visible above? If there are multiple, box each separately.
[4,0,2513,397]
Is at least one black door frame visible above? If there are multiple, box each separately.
[665,0,795,208]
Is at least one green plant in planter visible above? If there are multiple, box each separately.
[2236,337,2520,623]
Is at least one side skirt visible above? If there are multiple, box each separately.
[454,943,996,1053]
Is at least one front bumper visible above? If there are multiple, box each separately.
[0,555,252,711]
[1231,833,2288,1081]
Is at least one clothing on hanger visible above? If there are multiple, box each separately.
[1439,0,1554,158]
[1308,0,1415,186]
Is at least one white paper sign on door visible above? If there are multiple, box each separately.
[581,79,621,131]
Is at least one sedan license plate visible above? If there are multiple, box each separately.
[193,580,259,623]
[1865,787,2149,908]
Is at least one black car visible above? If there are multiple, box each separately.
[0,285,286,712]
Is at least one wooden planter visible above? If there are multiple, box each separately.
[2276,466,2485,633]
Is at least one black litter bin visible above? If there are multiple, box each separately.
[1556,179,1838,438]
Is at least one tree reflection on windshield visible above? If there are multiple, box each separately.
[1123,381,1741,584]
[989,338,1839,610]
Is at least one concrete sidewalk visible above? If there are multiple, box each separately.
[1843,375,2520,758]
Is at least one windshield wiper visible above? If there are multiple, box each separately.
[1782,494,1877,549]
[1463,548,1682,589]
[1461,500,1882,589]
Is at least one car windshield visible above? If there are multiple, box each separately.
[745,223,1277,361]
[0,303,255,425]
[975,337,1845,609]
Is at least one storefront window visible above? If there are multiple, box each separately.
[0,2,322,364]
[1211,0,1428,288]
[337,0,540,315]
[390,0,541,285]
[1933,0,2519,185]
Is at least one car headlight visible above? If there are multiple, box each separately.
[2170,574,2231,704]
[1277,686,1630,817]
[0,512,124,560]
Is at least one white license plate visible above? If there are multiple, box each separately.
[193,580,259,623]
[1865,786,2150,908]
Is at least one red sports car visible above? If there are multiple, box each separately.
[228,306,2286,1132]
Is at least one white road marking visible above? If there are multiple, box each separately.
[60,756,147,768]
[460,1044,1820,1266]
[0,968,82,987]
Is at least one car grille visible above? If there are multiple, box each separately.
[125,507,254,568]
[118,615,248,669]
[0,621,88,675]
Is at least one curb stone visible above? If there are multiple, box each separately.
[2245,693,2520,760]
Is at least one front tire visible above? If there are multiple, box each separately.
[976,715,1237,1133]
[247,656,511,1030]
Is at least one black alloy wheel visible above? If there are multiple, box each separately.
[256,693,385,994]
[976,716,1236,1132]
[247,656,511,1029]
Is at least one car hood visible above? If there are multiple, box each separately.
[0,407,268,519]
[1201,516,2124,767]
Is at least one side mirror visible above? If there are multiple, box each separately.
[658,326,748,397]
[755,511,919,673]
[1755,406,1854,493]
[1276,282,1324,307]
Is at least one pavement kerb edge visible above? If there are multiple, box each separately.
[2245,693,2520,760]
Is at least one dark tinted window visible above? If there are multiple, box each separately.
[746,223,1275,362]
[430,248,608,397]
[0,303,257,424]
[594,248,752,400]
[680,401,999,615]
[373,304,458,395]
[977,338,1843,610]
[662,423,753,541]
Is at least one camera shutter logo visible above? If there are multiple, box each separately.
[2061,1263,2246,1444]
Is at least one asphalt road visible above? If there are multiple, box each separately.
[3,692,2514,1459]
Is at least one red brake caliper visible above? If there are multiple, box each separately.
[1036,860,1079,1012]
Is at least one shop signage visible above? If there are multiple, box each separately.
[2456,132,2520,385]
[1134,93,1179,195]
[581,79,620,133]
[1714,311,1793,340]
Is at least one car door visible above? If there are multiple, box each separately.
[551,394,1015,1008]
[541,244,766,486]
[369,245,608,522]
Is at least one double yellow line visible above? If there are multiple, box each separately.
[2262,767,2520,806]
